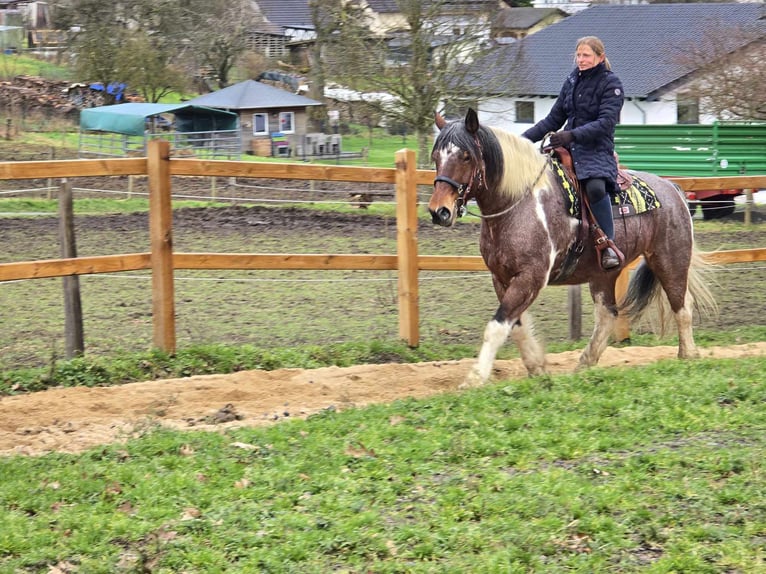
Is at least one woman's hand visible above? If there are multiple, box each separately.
[549,131,574,147]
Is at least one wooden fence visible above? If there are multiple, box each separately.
[1,139,765,352]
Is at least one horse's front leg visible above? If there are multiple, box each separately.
[577,290,618,369]
[462,282,547,388]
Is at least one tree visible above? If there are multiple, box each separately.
[175,0,260,89]
[307,0,370,131]
[52,0,191,101]
[675,23,765,121]
[51,0,259,99]
[315,0,518,166]
[117,31,188,102]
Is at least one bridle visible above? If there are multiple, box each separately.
[432,136,487,218]
[433,173,481,218]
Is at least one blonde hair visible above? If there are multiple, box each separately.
[575,36,611,70]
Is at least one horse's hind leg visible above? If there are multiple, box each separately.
[462,311,546,389]
[577,292,618,370]
[675,301,699,359]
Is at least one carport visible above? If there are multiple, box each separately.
[78,103,241,159]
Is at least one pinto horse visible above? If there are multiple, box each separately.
[429,108,716,388]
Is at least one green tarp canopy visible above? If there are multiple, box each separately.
[79,103,238,136]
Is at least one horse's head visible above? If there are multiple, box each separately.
[428,108,485,227]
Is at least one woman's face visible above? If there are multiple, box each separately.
[575,44,603,71]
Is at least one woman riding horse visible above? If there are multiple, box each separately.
[429,108,715,388]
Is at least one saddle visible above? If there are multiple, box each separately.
[552,147,633,193]
[549,146,627,271]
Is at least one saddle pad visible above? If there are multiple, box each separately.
[551,158,580,217]
[612,173,662,218]
[551,159,661,218]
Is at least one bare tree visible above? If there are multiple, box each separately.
[51,0,259,98]
[317,0,509,167]
[676,23,766,121]
[176,0,260,89]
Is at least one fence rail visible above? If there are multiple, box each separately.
[1,140,765,353]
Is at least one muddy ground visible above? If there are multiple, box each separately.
[1,172,765,457]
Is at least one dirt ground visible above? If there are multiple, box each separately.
[2,342,766,457]
[2,170,765,457]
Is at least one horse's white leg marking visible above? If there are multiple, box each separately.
[511,312,547,377]
[577,294,617,370]
[461,312,547,389]
[462,319,511,389]
[676,297,699,359]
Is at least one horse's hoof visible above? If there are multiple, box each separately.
[527,366,548,377]
[459,370,486,390]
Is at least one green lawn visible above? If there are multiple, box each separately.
[1,356,764,572]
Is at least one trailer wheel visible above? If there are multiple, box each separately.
[701,195,736,220]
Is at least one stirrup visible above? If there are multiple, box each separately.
[601,247,620,270]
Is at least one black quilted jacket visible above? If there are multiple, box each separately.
[523,62,624,181]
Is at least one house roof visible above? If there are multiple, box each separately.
[185,80,323,111]
[365,0,406,13]
[475,3,766,99]
[253,0,315,30]
[366,0,497,14]
[495,7,568,29]
[79,103,238,136]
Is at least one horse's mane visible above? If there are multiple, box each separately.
[433,119,548,199]
[488,127,549,199]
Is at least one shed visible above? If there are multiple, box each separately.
[185,79,324,156]
[78,103,240,159]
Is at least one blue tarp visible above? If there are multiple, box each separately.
[79,103,239,136]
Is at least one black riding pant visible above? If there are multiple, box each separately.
[580,177,615,240]
[582,177,607,204]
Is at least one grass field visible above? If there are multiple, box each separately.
[1,356,764,572]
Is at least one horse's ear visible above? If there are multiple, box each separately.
[465,108,479,135]
[435,111,447,130]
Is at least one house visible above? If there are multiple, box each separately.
[492,7,568,44]
[530,0,590,15]
[185,79,324,156]
[468,3,766,134]
[248,0,500,62]
[247,0,315,61]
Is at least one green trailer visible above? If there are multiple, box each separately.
[614,122,766,219]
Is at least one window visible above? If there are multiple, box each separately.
[677,96,699,124]
[516,101,534,124]
[279,111,295,134]
[253,113,268,135]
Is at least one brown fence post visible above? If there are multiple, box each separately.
[567,285,582,340]
[58,178,84,358]
[395,148,419,346]
[147,139,176,353]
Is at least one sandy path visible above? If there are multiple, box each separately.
[2,342,765,456]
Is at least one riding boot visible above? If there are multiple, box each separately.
[590,195,620,269]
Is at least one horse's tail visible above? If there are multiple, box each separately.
[620,248,718,336]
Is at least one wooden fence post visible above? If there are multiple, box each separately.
[147,139,176,353]
[395,148,419,346]
[58,178,84,358]
[567,285,582,340]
